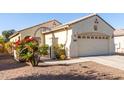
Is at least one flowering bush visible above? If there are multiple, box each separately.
[15,36,39,66]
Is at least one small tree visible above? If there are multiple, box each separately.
[2,29,16,42]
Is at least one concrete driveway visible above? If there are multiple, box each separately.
[43,55,124,71]
[79,55,124,71]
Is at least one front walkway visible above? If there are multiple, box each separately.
[41,55,124,70]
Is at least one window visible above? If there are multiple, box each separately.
[106,36,109,39]
[53,22,56,26]
[95,18,99,24]
[73,39,77,42]
[94,25,98,31]
[95,36,98,39]
[82,36,86,39]
[78,35,81,39]
[87,36,90,39]
[102,36,105,39]
[91,36,94,39]
[99,36,101,39]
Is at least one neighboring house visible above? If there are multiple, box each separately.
[9,20,61,46]
[114,29,124,53]
[43,14,115,58]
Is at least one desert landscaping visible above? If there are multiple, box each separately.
[0,53,124,80]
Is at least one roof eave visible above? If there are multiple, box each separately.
[9,32,20,39]
[42,25,70,34]
[96,15,115,30]
[114,33,124,37]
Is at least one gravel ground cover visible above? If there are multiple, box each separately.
[0,53,124,80]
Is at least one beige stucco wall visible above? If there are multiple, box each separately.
[45,29,73,58]
[72,16,114,36]
[69,15,115,57]
[10,34,21,42]
[109,37,115,54]
[45,34,53,46]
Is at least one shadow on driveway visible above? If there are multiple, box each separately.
[0,53,28,71]
[0,62,28,71]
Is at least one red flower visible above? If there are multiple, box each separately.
[24,36,34,42]
[29,36,33,40]
[14,40,21,47]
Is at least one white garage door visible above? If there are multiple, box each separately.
[78,36,109,57]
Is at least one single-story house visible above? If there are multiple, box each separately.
[43,14,115,58]
[9,19,61,46]
[10,14,115,58]
[114,29,124,53]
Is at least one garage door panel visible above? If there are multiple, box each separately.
[78,39,109,57]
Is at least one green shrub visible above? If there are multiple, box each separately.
[53,44,66,60]
[4,42,13,54]
[39,44,49,56]
[0,43,4,53]
[0,36,5,53]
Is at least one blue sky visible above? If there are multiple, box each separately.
[0,13,124,34]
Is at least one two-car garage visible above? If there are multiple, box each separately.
[77,32,110,57]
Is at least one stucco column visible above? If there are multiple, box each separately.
[13,45,18,61]
[108,36,111,55]
[50,33,57,59]
[108,36,115,55]
[40,34,45,46]
[70,32,78,58]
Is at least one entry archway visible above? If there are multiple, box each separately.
[34,27,51,46]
